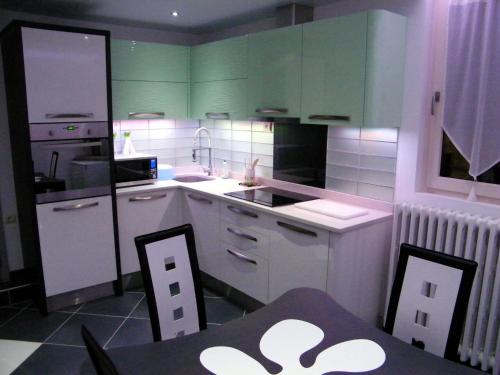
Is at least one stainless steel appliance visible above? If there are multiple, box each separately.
[224,187,317,207]
[114,153,158,187]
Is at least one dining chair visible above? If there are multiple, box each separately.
[384,243,477,360]
[81,325,121,375]
[135,223,207,342]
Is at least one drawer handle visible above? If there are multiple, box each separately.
[188,194,213,204]
[128,112,165,119]
[277,221,317,237]
[227,227,258,242]
[205,112,230,120]
[45,113,94,119]
[129,193,167,202]
[308,115,351,122]
[53,201,99,212]
[255,108,288,114]
[226,249,257,265]
[227,205,258,218]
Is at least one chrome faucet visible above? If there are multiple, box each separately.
[192,127,213,176]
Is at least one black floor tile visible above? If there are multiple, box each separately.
[46,313,124,347]
[0,307,19,326]
[129,298,149,319]
[12,344,92,375]
[0,310,70,342]
[204,298,244,324]
[78,293,143,317]
[0,291,9,306]
[9,285,33,304]
[105,318,153,349]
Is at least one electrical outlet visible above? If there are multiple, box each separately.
[5,214,17,224]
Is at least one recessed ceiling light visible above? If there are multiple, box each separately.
[171,11,179,17]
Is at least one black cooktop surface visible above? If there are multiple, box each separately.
[224,187,318,207]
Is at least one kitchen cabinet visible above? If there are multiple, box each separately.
[190,80,247,120]
[268,218,329,301]
[36,196,117,297]
[112,80,188,120]
[182,192,221,278]
[190,36,247,82]
[247,25,302,119]
[301,10,406,127]
[111,40,188,82]
[22,27,108,123]
[117,189,181,275]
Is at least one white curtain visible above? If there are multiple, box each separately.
[443,0,500,178]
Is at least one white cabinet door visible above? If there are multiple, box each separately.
[182,192,220,277]
[22,27,108,123]
[36,196,116,297]
[269,218,329,301]
[117,189,181,275]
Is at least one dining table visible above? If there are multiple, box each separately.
[81,288,483,374]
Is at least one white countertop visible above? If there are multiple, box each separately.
[115,177,393,234]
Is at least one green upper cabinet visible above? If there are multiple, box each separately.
[191,36,247,82]
[364,10,406,128]
[112,81,188,120]
[247,25,302,118]
[111,40,189,82]
[301,13,367,127]
[301,10,406,127]
[190,80,247,121]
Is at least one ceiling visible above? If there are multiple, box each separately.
[0,0,340,34]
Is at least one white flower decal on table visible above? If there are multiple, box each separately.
[200,319,386,375]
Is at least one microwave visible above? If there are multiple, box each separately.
[114,153,157,187]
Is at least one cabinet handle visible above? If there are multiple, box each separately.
[308,115,350,122]
[129,193,167,202]
[205,112,230,120]
[227,227,258,242]
[276,221,317,237]
[53,201,99,212]
[128,112,165,119]
[227,205,258,218]
[255,108,288,114]
[188,194,213,204]
[45,113,94,119]
[226,249,257,265]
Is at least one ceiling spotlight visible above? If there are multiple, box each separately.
[171,11,179,17]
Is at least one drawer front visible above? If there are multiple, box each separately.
[221,202,270,234]
[220,220,269,259]
[209,245,268,303]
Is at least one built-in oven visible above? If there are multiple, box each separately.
[30,122,112,204]
[114,153,157,188]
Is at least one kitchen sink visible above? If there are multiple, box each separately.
[173,175,216,183]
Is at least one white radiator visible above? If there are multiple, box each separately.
[386,202,500,373]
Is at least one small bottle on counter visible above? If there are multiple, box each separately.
[222,160,230,179]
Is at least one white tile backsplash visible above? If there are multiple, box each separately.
[326,126,398,202]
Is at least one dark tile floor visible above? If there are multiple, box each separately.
[0,288,246,375]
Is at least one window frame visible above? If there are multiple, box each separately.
[426,0,500,201]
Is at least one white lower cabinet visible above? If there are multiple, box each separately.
[268,218,329,301]
[182,192,220,277]
[36,196,116,297]
[117,189,181,275]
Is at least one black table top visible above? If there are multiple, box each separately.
[81,288,482,375]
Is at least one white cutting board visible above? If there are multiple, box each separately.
[294,199,368,220]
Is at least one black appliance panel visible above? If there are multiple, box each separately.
[224,187,318,207]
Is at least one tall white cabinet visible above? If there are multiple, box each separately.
[22,27,108,123]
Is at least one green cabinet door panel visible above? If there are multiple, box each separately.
[364,11,407,128]
[190,79,247,121]
[112,81,188,120]
[301,13,368,127]
[247,25,302,118]
[111,40,188,82]
[191,36,247,82]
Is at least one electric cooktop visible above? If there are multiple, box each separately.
[224,187,318,207]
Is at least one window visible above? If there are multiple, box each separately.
[427,0,500,201]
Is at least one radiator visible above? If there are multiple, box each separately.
[386,202,500,373]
